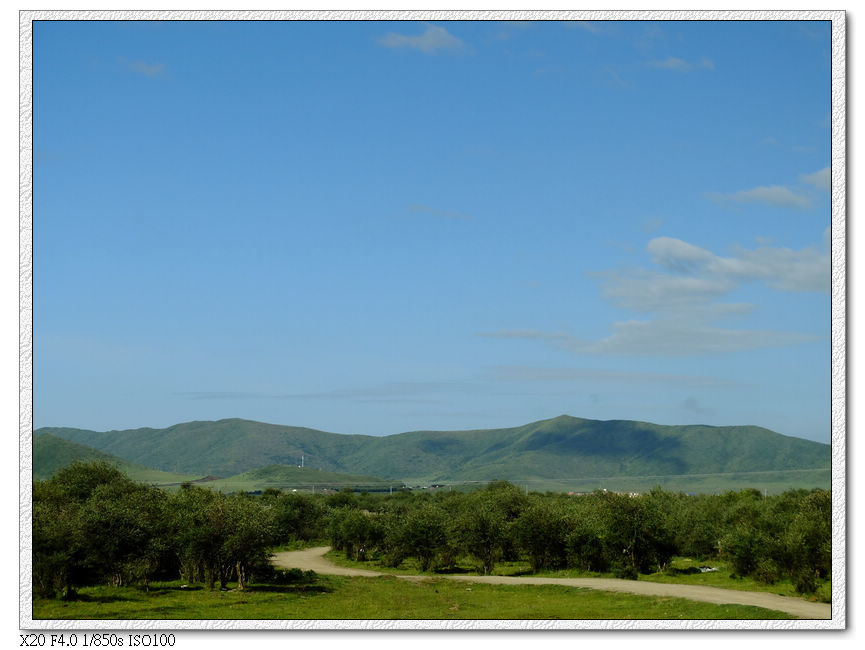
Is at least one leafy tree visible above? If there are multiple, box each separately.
[512,496,570,571]
[169,486,228,589]
[597,491,675,576]
[782,489,831,593]
[394,502,449,571]
[270,492,327,543]
[455,483,525,575]
[222,493,274,589]
[328,507,382,561]
[32,480,84,598]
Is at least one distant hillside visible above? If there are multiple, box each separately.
[33,433,203,485]
[204,465,397,493]
[37,415,830,489]
[37,420,373,477]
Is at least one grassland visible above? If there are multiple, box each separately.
[507,468,831,496]
[324,551,831,604]
[32,576,794,620]
[204,464,397,493]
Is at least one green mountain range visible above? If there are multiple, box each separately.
[35,415,829,490]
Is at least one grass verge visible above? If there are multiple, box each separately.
[33,576,794,620]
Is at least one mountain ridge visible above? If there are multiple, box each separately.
[35,414,829,485]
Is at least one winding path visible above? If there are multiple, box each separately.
[271,546,831,620]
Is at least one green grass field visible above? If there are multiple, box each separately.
[203,465,397,493]
[324,551,831,603]
[33,576,794,620]
[517,468,831,496]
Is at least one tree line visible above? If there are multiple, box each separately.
[32,462,830,599]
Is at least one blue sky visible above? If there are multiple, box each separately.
[32,19,832,442]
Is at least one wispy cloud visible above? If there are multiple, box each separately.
[646,56,715,71]
[378,25,466,54]
[601,64,632,89]
[124,60,166,77]
[492,21,536,41]
[634,24,666,52]
[478,329,577,347]
[646,236,829,293]
[481,234,827,358]
[489,365,740,388]
[177,381,472,405]
[585,319,813,356]
[479,320,811,357]
[707,185,811,209]
[564,21,603,34]
[799,166,830,191]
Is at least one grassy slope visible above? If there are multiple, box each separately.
[33,433,202,485]
[205,464,398,492]
[38,420,374,477]
[38,415,830,491]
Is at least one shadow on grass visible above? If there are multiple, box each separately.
[663,567,707,576]
[433,566,473,575]
[73,592,138,604]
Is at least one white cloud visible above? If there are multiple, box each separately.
[647,236,830,293]
[647,56,714,71]
[378,25,466,54]
[585,318,813,356]
[597,268,735,313]
[799,166,830,191]
[483,234,827,358]
[707,185,811,209]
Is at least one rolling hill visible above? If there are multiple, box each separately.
[36,415,830,491]
[33,433,204,484]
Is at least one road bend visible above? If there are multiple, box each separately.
[271,546,831,620]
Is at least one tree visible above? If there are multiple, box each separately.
[597,491,674,577]
[32,480,84,598]
[222,493,274,590]
[394,502,448,572]
[455,485,518,575]
[169,486,228,589]
[33,461,150,596]
[512,496,570,572]
[270,492,326,543]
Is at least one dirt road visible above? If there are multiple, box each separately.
[271,546,831,619]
